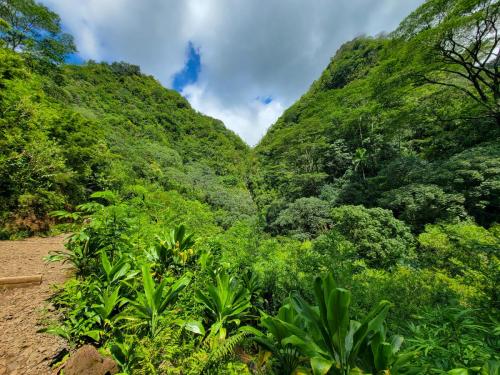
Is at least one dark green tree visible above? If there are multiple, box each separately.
[0,0,75,62]
[396,0,500,124]
[330,205,415,268]
[272,197,332,239]
[378,184,466,231]
[429,144,500,226]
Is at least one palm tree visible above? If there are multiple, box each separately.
[352,147,367,180]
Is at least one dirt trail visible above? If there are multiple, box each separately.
[0,235,71,375]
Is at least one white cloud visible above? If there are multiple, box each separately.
[42,0,189,78]
[183,84,285,146]
[41,0,423,145]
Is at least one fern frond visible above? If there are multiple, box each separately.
[200,330,250,374]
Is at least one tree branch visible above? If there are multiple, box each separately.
[422,75,495,111]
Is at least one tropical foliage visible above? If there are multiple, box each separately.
[2,0,499,373]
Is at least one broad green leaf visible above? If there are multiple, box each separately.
[310,356,334,375]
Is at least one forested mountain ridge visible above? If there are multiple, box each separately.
[253,3,500,234]
[55,62,248,173]
[0,49,254,237]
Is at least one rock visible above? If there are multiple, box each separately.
[62,345,118,375]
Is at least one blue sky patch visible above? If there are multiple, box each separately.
[65,53,85,65]
[172,42,201,92]
[256,95,273,105]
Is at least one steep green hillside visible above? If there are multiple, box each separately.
[254,31,499,234]
[0,50,254,236]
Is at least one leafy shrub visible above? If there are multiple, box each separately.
[378,184,466,231]
[254,273,416,374]
[195,272,252,340]
[418,222,500,307]
[428,144,500,226]
[125,264,191,338]
[251,237,312,313]
[271,197,332,239]
[329,205,416,268]
[349,266,483,328]
[146,224,196,277]
[405,306,499,372]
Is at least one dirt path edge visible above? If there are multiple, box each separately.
[0,235,71,375]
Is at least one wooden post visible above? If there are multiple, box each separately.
[0,275,43,288]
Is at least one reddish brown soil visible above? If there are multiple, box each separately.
[0,235,71,375]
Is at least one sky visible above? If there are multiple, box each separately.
[42,0,423,146]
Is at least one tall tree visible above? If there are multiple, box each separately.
[0,0,75,63]
[396,0,500,125]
